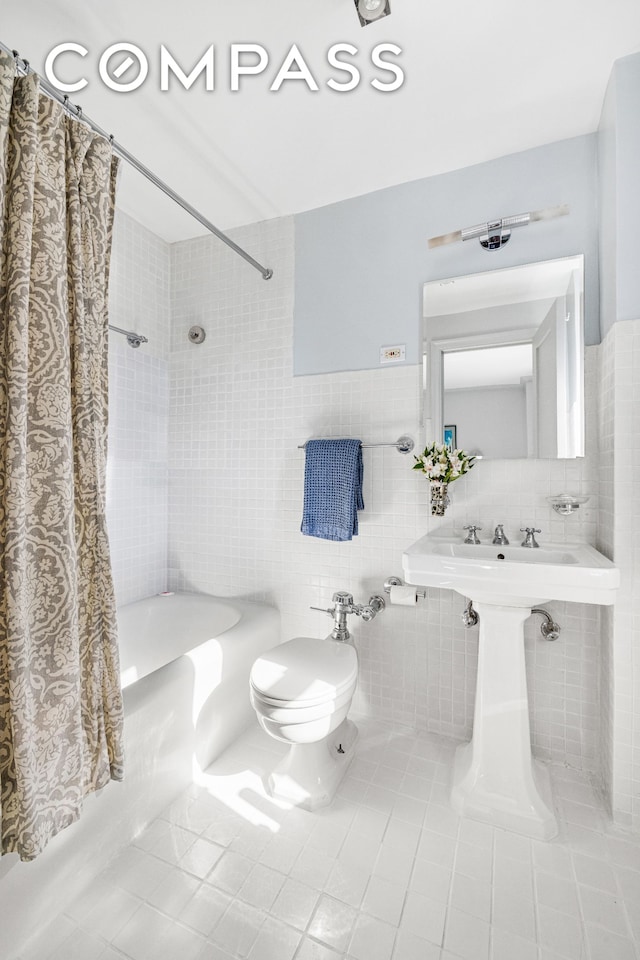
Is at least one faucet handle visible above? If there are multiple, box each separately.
[520,527,541,548]
[463,524,483,544]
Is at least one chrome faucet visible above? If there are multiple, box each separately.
[463,524,482,544]
[492,524,509,545]
[520,527,541,548]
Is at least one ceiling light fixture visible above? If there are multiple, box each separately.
[354,0,391,27]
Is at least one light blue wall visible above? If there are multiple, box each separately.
[613,54,640,328]
[597,52,640,339]
[598,72,617,338]
[294,135,599,375]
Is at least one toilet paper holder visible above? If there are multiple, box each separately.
[383,576,426,601]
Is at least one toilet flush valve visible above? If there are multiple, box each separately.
[358,596,385,621]
[310,590,386,641]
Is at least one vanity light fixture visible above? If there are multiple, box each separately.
[354,0,391,26]
[428,203,569,251]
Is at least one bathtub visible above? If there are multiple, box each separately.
[118,592,244,688]
[0,593,280,959]
[117,592,281,770]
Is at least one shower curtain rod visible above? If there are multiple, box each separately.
[1,41,274,281]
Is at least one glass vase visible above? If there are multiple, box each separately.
[430,480,450,516]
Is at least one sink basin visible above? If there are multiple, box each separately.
[403,533,619,606]
[401,531,619,840]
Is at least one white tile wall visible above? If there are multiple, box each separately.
[596,319,640,830]
[167,217,602,773]
[107,211,171,605]
[597,331,615,818]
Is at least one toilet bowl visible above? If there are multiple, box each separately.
[250,636,358,809]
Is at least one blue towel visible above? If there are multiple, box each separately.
[301,439,364,541]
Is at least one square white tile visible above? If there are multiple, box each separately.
[24,720,640,960]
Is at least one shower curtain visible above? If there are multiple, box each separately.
[0,52,124,861]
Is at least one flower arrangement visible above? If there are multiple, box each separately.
[413,442,475,514]
[412,442,475,483]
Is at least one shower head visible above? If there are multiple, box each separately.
[126,334,148,349]
[108,324,149,348]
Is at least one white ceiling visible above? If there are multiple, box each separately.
[4,1,640,242]
[444,343,533,389]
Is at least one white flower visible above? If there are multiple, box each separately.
[413,443,475,486]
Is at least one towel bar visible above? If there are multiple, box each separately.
[298,435,414,455]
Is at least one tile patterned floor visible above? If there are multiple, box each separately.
[17,719,640,960]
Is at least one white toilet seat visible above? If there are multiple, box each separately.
[250,683,355,725]
[250,637,358,707]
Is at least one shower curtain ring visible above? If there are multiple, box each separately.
[12,51,28,71]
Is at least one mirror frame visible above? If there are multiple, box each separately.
[421,255,585,460]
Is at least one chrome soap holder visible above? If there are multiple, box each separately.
[546,494,590,516]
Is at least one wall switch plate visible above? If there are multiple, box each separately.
[380,344,406,364]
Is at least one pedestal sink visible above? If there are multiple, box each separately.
[402,533,619,840]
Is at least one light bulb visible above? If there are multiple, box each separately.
[358,0,387,22]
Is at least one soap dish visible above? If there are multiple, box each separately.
[546,494,590,516]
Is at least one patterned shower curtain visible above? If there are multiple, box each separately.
[0,51,124,861]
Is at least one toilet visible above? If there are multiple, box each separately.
[249,636,358,809]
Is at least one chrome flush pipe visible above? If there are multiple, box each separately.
[311,590,386,641]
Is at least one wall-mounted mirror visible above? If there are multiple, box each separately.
[422,255,585,459]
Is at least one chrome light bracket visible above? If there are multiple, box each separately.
[479,221,511,250]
